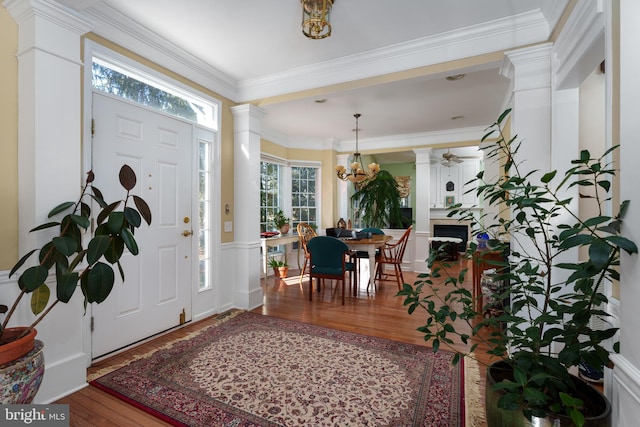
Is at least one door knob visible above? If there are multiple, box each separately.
[182,230,193,237]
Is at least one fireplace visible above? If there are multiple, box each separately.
[433,224,468,252]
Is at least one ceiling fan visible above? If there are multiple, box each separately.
[430,149,465,167]
[441,150,464,166]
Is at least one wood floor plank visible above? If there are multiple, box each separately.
[57,258,490,426]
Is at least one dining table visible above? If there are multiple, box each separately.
[340,234,393,292]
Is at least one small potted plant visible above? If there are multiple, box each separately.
[399,109,637,426]
[267,257,289,278]
[273,210,290,235]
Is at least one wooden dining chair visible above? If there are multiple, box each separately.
[296,222,317,285]
[306,236,355,305]
[375,225,413,290]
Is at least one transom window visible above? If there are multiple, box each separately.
[91,56,215,128]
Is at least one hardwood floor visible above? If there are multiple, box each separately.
[57,257,490,426]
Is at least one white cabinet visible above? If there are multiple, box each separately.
[429,161,480,208]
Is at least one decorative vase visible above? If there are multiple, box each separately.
[279,224,290,235]
[0,327,37,366]
[486,361,611,427]
[0,339,45,404]
[337,218,347,229]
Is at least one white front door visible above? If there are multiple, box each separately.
[91,92,194,358]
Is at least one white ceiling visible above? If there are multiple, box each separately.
[60,0,569,161]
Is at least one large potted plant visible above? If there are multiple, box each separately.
[0,164,151,403]
[351,170,404,229]
[398,110,637,426]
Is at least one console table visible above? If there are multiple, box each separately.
[260,234,300,281]
[471,250,507,313]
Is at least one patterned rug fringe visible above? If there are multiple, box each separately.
[87,309,244,382]
[464,357,486,427]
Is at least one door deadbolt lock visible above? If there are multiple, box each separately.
[182,230,193,237]
[183,217,190,224]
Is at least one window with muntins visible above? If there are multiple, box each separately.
[291,166,318,231]
[260,161,282,233]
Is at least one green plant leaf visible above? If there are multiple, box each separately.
[104,237,125,264]
[606,235,638,254]
[30,285,51,315]
[124,207,142,227]
[70,214,90,229]
[29,221,60,232]
[47,201,75,218]
[18,266,49,292]
[107,211,125,234]
[9,249,37,278]
[541,170,556,183]
[87,235,111,265]
[56,272,79,303]
[52,236,79,257]
[589,240,612,269]
[121,227,139,255]
[84,262,115,304]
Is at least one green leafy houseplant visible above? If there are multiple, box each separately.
[398,109,637,426]
[351,170,404,229]
[267,257,288,269]
[272,210,290,229]
[0,164,151,344]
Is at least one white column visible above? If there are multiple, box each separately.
[413,148,432,273]
[231,104,266,310]
[4,0,92,403]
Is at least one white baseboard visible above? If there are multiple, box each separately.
[611,354,640,426]
[35,352,87,404]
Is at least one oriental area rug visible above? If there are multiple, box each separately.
[90,311,478,426]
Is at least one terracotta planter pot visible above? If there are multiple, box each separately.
[277,267,289,278]
[486,361,611,427]
[279,224,290,235]
[0,327,37,366]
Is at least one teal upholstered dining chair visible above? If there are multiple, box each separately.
[306,236,356,305]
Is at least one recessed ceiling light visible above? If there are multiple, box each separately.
[314,99,327,103]
[446,74,465,81]
[451,115,465,120]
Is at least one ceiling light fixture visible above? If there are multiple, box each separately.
[335,113,379,185]
[301,0,334,39]
[446,74,465,81]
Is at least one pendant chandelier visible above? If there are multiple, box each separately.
[301,0,334,39]
[335,113,380,184]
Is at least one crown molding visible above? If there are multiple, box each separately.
[554,0,605,90]
[81,2,237,101]
[63,3,561,105]
[237,10,551,102]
